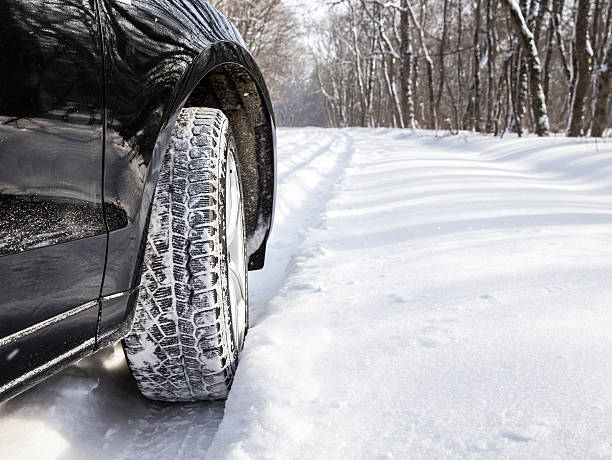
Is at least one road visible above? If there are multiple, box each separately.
[2,129,612,459]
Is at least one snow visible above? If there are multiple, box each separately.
[479,52,488,70]
[586,39,594,58]
[2,128,612,459]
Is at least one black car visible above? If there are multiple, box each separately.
[0,0,276,402]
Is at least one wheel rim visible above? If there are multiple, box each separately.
[226,148,247,350]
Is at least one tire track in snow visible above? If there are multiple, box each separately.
[277,131,336,182]
[248,128,355,320]
[205,130,358,458]
[0,344,225,460]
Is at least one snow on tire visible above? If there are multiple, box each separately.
[123,107,248,401]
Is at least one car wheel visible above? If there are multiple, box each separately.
[123,107,248,401]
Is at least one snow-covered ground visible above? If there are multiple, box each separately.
[2,128,612,459]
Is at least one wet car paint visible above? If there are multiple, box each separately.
[0,0,107,399]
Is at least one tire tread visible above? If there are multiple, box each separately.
[124,108,240,401]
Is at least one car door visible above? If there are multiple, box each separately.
[0,0,106,395]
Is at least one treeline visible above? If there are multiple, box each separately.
[316,0,611,136]
[210,0,611,136]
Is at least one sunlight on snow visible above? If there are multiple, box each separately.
[1,419,68,459]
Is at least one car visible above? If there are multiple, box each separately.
[0,0,276,402]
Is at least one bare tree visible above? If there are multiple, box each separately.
[568,0,593,136]
[472,0,483,131]
[400,0,416,128]
[436,0,450,126]
[289,0,610,135]
[403,0,436,128]
[503,0,550,135]
[591,36,612,136]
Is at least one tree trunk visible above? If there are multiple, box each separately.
[400,0,416,129]
[504,0,550,136]
[591,37,612,136]
[473,0,482,131]
[568,0,592,136]
[378,38,403,128]
[405,0,436,128]
[436,0,450,126]
[552,0,572,84]
[457,0,464,131]
[543,4,555,102]
[486,0,496,132]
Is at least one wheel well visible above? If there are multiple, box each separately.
[184,63,275,270]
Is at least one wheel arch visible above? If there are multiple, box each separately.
[183,60,276,270]
[144,41,276,272]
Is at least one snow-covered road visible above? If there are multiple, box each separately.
[2,129,612,459]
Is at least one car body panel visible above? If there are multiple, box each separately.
[0,299,98,399]
[0,0,106,395]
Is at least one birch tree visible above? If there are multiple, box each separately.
[400,0,416,128]
[299,0,609,135]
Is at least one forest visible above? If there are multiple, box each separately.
[210,0,611,137]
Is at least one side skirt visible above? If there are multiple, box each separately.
[0,288,138,403]
[0,338,95,402]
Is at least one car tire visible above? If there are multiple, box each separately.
[123,107,248,401]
